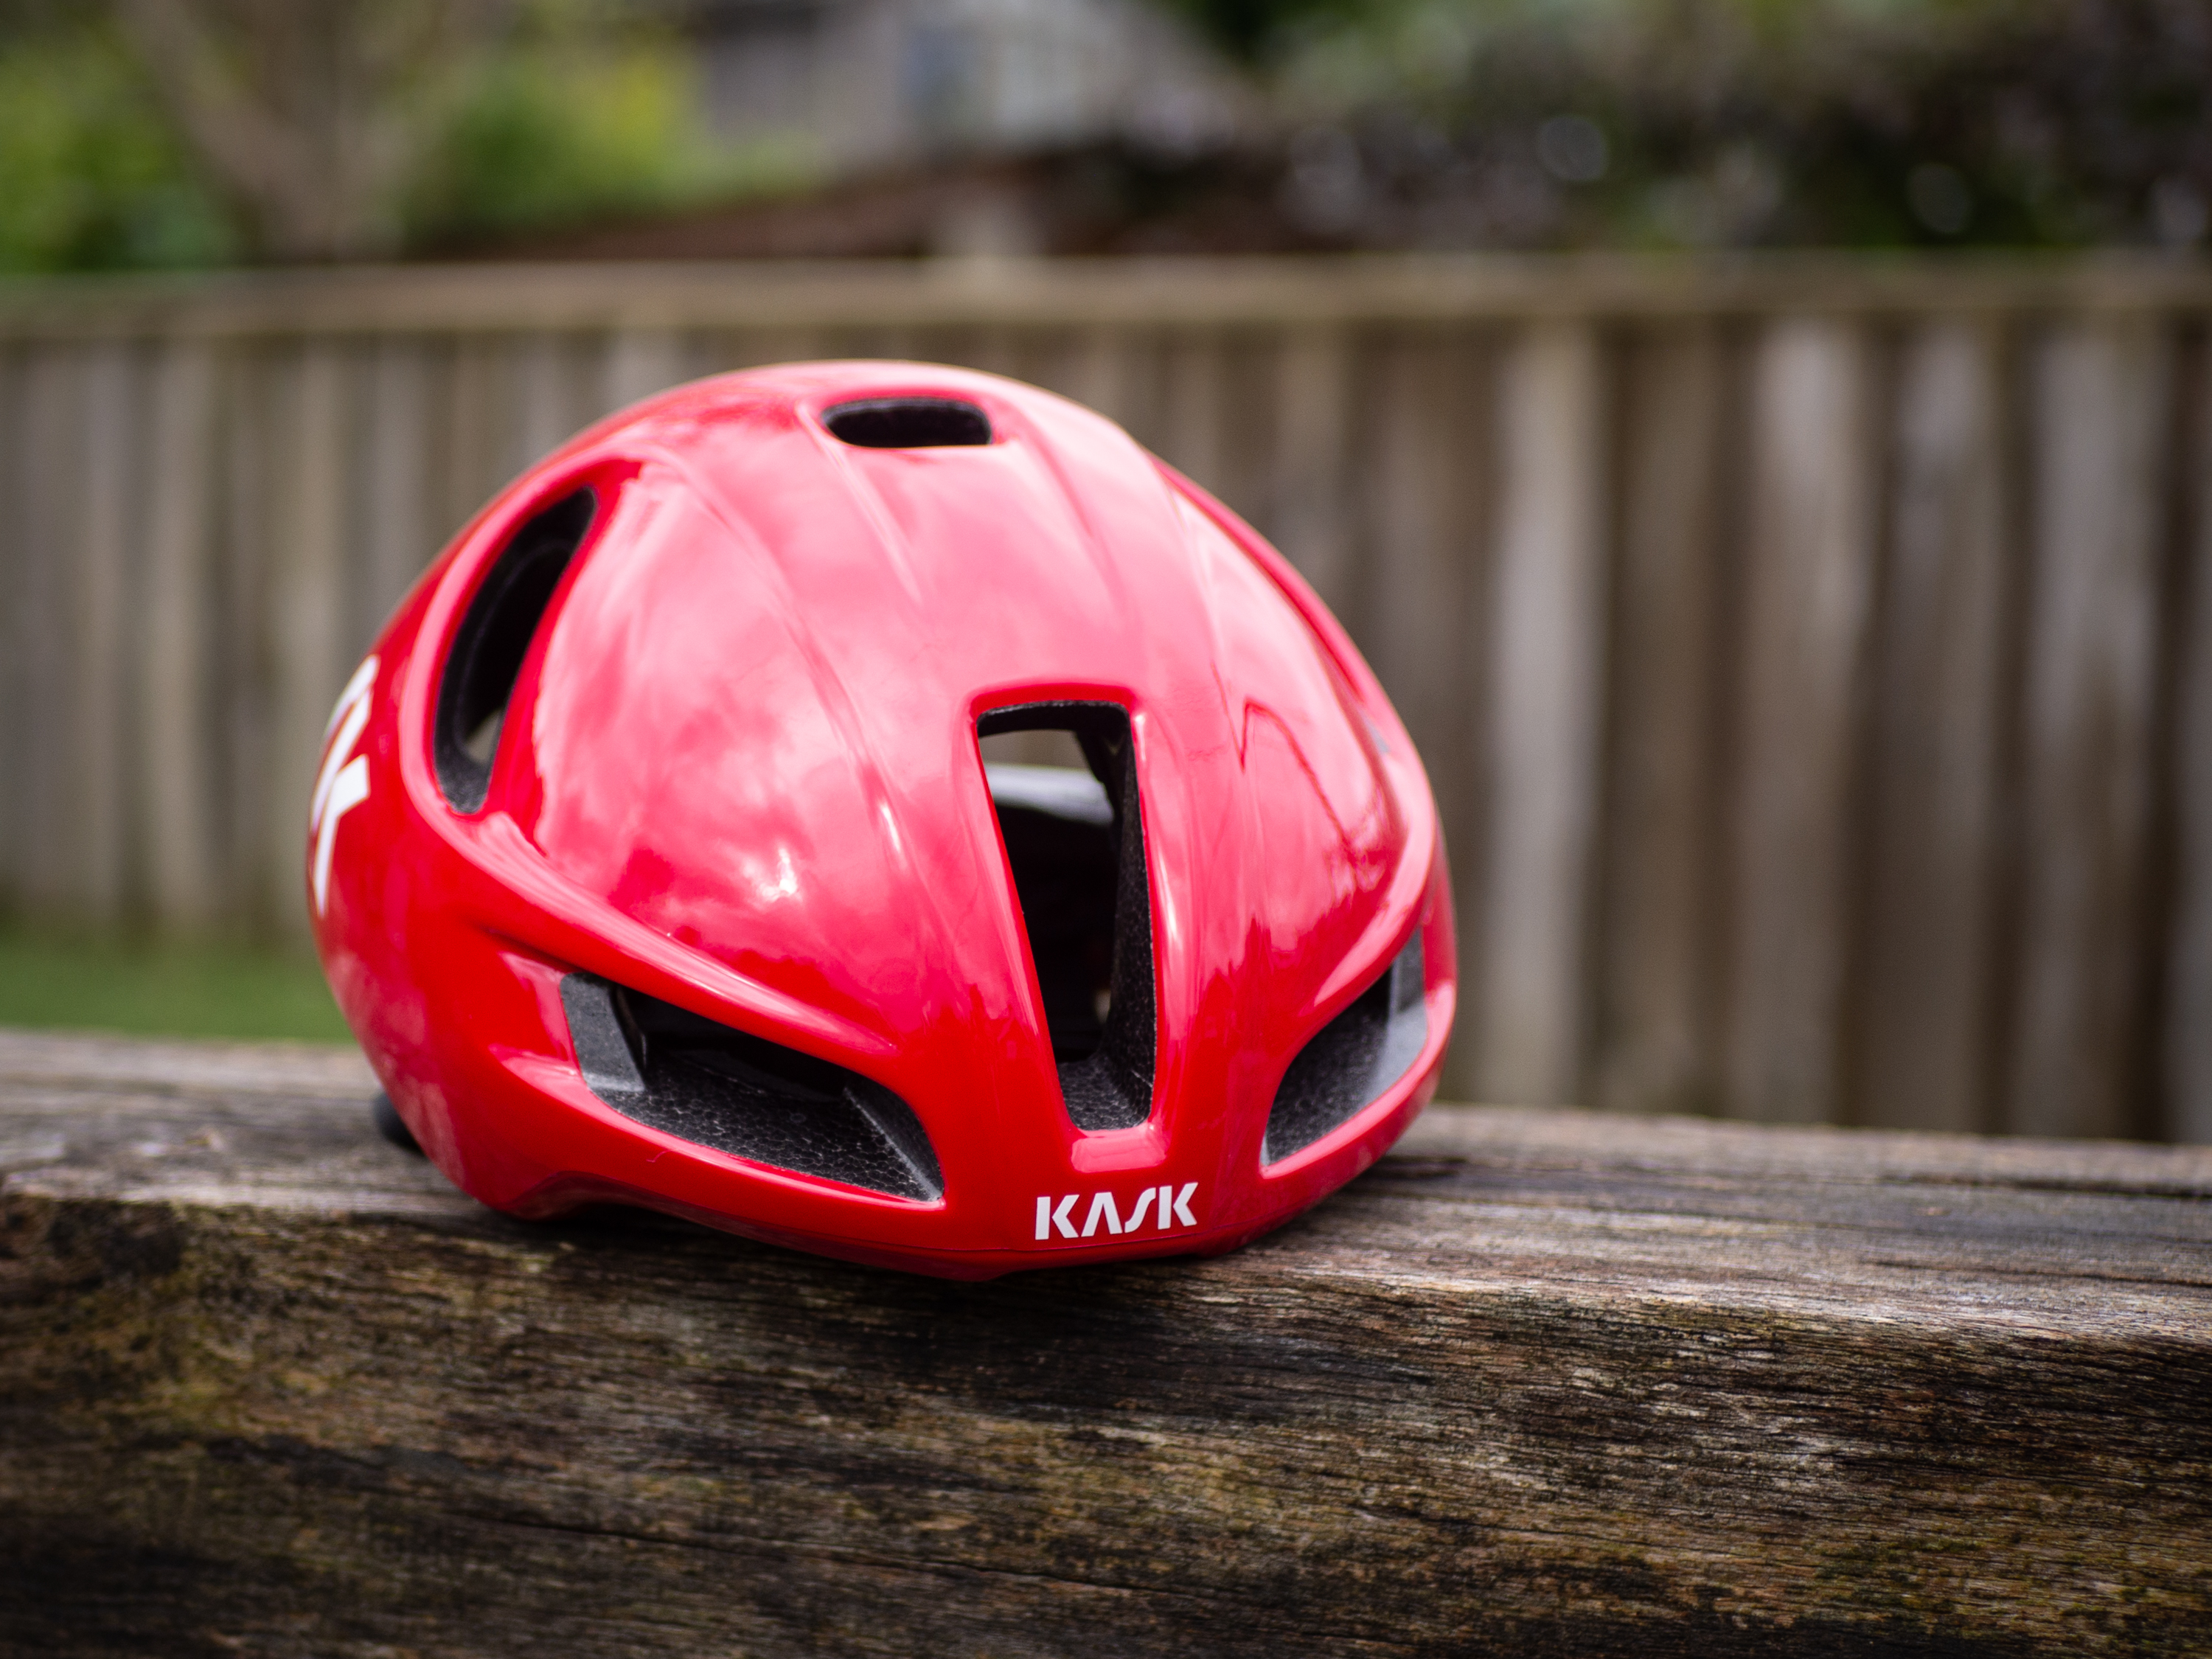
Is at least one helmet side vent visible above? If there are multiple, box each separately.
[824,397,991,449]
[435,488,595,813]
[559,973,944,1202]
[978,703,1155,1132]
[1263,934,1427,1166]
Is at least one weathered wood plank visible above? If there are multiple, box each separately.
[1723,319,1878,1124]
[1593,326,1728,1117]
[1855,321,2011,1133]
[2008,321,2170,1140]
[2,1027,2208,1657]
[1476,321,1607,1105]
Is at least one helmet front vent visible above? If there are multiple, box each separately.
[1263,934,1427,1166]
[559,974,943,1202]
[435,489,594,813]
[979,703,1156,1133]
[824,397,991,449]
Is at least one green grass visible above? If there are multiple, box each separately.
[0,926,352,1044]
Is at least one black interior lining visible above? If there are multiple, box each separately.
[560,974,942,1202]
[824,397,991,449]
[435,489,595,812]
[978,701,1155,1133]
[1263,933,1427,1166]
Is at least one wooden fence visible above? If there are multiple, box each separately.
[3,254,2210,1139]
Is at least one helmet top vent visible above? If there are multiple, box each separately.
[824,397,991,449]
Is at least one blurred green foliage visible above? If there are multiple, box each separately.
[0,925,351,1043]
[1178,0,2212,250]
[403,27,810,252]
[0,28,236,271]
[0,3,807,271]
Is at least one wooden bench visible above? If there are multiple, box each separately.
[3,1027,2208,1655]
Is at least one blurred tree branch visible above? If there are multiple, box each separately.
[109,0,516,259]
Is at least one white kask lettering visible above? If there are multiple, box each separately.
[1034,1183,1198,1242]
[310,655,378,917]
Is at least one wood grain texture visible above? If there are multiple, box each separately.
[2,1027,2209,1658]
[1856,322,2011,1134]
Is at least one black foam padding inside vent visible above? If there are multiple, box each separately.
[980,702,1155,1132]
[1263,933,1427,1165]
[824,397,991,449]
[559,974,943,1202]
[436,489,594,813]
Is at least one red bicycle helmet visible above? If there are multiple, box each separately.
[310,362,1455,1279]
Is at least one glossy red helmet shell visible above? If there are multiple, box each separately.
[310,362,1455,1279]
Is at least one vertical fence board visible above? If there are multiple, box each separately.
[1354,330,1491,1099]
[1723,319,1878,1124]
[1593,327,1726,1116]
[2167,344,2212,1146]
[0,346,19,901]
[1158,330,1226,501]
[71,345,135,925]
[603,328,689,417]
[215,349,273,928]
[1475,323,1607,1105]
[442,337,505,544]
[1266,327,1354,616]
[1855,322,2010,1133]
[2009,322,2171,1140]
[141,341,220,933]
[264,344,351,939]
[16,349,81,917]
[509,333,576,479]
[360,337,433,651]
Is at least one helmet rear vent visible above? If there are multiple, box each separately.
[559,973,943,1202]
[824,397,991,449]
[436,488,594,813]
[1263,934,1427,1166]
[978,703,1155,1132]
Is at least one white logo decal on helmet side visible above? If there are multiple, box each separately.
[310,655,378,917]
[1034,1183,1198,1242]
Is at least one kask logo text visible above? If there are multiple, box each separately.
[1034,1183,1198,1242]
